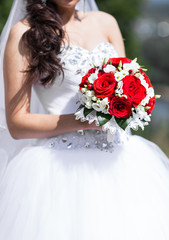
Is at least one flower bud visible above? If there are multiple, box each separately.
[92,96,98,101]
[87,84,93,90]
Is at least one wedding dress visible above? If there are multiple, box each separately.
[0,41,169,240]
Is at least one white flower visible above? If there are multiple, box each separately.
[92,102,104,112]
[135,105,151,121]
[135,72,142,79]
[85,101,92,109]
[130,119,145,131]
[78,91,89,105]
[92,97,109,113]
[147,87,154,98]
[86,90,95,98]
[140,79,149,90]
[102,97,109,105]
[123,60,140,73]
[140,95,150,106]
[140,87,154,106]
[129,112,149,131]
[135,105,144,113]
[103,65,116,73]
[81,88,87,93]
[92,96,98,101]
[115,80,123,95]
[135,73,150,92]
[114,70,128,81]
[88,70,99,84]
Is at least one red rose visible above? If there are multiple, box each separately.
[107,57,132,67]
[108,96,132,119]
[141,72,152,88]
[102,64,107,69]
[88,67,97,74]
[79,73,90,89]
[122,75,146,107]
[145,96,156,114]
[98,70,104,77]
[93,73,117,98]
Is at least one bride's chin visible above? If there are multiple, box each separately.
[50,0,80,8]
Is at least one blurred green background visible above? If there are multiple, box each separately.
[96,0,169,156]
[0,0,169,156]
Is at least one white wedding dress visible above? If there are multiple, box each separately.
[0,42,169,240]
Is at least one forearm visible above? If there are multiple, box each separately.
[8,113,94,139]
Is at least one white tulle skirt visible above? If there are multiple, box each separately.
[0,130,169,240]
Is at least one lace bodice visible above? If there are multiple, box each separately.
[33,42,119,115]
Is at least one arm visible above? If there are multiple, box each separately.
[97,12,126,57]
[3,21,97,140]
[107,15,125,57]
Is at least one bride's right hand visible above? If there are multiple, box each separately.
[87,121,102,131]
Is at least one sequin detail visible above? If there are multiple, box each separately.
[33,42,119,115]
[46,130,115,152]
[61,42,119,77]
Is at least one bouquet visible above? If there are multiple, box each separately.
[75,57,160,142]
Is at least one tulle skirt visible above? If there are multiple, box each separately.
[0,130,169,240]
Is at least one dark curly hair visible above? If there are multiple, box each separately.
[22,0,65,86]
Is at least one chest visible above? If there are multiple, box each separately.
[63,18,107,51]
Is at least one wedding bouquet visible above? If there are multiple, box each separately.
[75,57,160,141]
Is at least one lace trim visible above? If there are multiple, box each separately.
[75,108,130,144]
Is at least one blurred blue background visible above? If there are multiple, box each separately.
[0,0,169,156]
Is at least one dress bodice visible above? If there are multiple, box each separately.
[33,42,119,115]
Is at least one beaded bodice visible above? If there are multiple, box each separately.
[33,42,119,115]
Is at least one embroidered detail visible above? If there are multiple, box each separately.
[46,130,116,152]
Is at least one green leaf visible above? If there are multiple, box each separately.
[103,57,107,64]
[96,112,112,126]
[155,94,161,99]
[145,106,151,111]
[118,60,122,68]
[76,104,84,112]
[114,117,130,130]
[83,107,94,117]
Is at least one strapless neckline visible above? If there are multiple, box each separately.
[34,41,119,115]
[63,41,116,53]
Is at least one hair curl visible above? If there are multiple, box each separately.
[22,0,65,86]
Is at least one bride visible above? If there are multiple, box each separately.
[0,0,169,239]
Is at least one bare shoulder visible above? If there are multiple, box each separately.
[4,19,31,73]
[86,11,118,28]
[5,19,30,58]
[8,19,30,43]
[86,11,125,57]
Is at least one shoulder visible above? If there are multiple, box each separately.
[86,11,118,28]
[86,11,125,57]
[9,19,30,39]
[8,19,30,46]
[5,19,30,55]
[5,20,30,61]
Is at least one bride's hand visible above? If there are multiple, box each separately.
[84,121,102,131]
